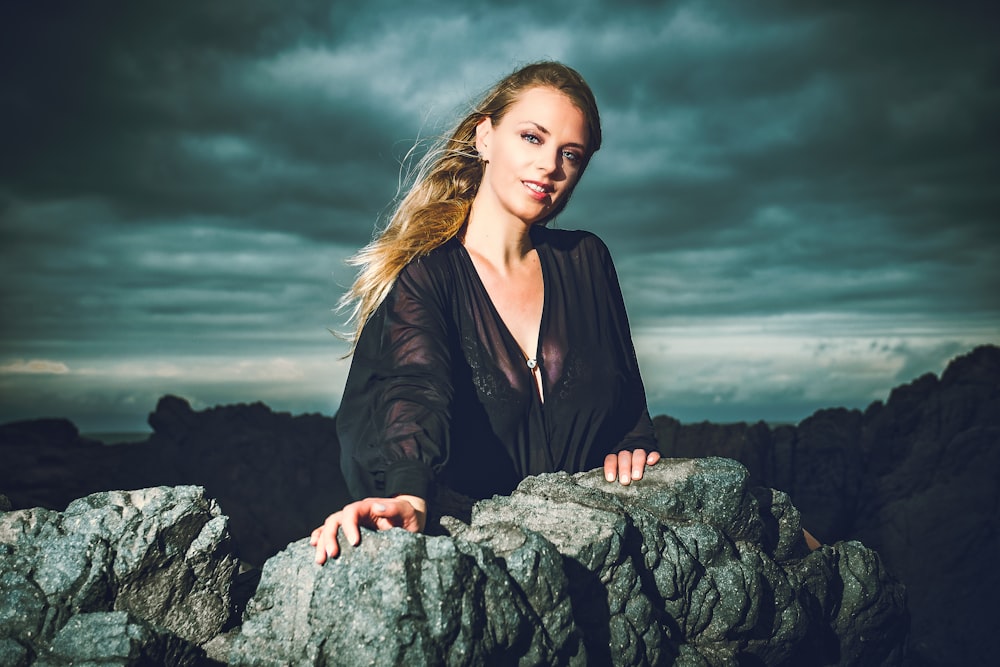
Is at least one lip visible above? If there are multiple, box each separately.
[522,180,553,202]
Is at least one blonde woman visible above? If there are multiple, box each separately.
[312,62,661,564]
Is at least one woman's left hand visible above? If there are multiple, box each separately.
[604,449,661,486]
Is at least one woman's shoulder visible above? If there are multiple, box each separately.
[533,226,612,260]
[396,237,464,290]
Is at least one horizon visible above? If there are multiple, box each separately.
[16,342,989,436]
[2,2,998,432]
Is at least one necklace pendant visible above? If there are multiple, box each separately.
[526,358,537,370]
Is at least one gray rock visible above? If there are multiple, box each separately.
[653,344,999,666]
[32,611,207,667]
[0,637,31,667]
[228,458,907,666]
[0,486,237,661]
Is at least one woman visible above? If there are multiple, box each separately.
[312,62,660,564]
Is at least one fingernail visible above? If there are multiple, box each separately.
[373,503,386,512]
[606,472,615,482]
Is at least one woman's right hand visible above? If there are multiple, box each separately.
[310,494,427,564]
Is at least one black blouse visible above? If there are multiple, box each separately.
[337,225,657,504]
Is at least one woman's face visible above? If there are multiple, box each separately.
[475,86,589,226]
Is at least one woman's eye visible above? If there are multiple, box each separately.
[563,150,581,163]
[521,132,541,144]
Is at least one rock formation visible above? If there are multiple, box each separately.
[1,462,908,666]
[2,343,996,665]
[653,345,1000,665]
[0,486,236,666]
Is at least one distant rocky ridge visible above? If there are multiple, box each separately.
[0,400,349,567]
[1,344,997,665]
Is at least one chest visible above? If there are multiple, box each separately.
[451,246,622,407]
[464,249,544,361]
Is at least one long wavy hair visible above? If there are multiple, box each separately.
[340,61,603,347]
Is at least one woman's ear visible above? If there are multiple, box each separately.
[475,117,493,161]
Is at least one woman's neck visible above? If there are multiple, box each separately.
[463,203,536,272]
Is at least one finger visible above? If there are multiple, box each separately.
[631,449,647,480]
[314,529,326,564]
[315,516,340,563]
[618,450,632,486]
[803,529,822,551]
[370,501,400,531]
[309,517,331,565]
[341,503,362,547]
[647,451,661,465]
[322,525,339,561]
[604,454,618,482]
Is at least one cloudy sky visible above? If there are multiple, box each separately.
[1,0,997,433]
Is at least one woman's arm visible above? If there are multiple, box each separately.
[319,257,455,562]
[590,233,662,485]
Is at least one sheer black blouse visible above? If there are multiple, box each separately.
[337,225,657,503]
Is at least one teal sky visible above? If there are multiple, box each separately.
[1,0,998,431]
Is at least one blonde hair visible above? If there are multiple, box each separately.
[340,61,603,347]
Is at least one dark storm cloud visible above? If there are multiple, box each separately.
[1,0,997,429]
[563,0,1000,327]
[0,0,403,245]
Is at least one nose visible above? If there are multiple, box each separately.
[536,148,560,175]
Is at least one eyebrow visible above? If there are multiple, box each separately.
[521,121,587,150]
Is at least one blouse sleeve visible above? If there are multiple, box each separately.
[336,256,455,501]
[593,235,659,455]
